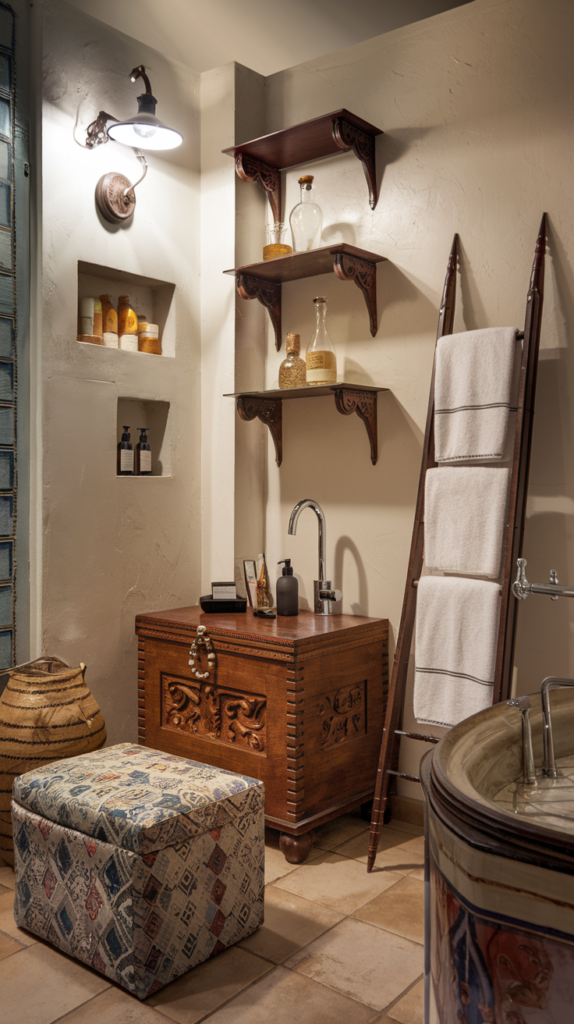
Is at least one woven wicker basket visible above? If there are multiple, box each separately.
[0,656,106,865]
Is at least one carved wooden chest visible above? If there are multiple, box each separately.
[136,607,388,862]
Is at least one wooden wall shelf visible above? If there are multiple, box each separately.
[225,383,388,467]
[222,109,384,216]
[224,244,386,350]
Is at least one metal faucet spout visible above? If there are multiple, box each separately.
[288,498,327,583]
[540,676,574,777]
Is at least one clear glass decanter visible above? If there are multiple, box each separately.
[289,175,323,253]
[306,297,337,386]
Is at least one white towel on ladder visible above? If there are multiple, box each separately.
[434,327,521,463]
[414,575,500,728]
[424,466,510,578]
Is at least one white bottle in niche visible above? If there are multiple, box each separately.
[289,175,323,253]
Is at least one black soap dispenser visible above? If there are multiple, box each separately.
[136,427,152,476]
[277,559,298,616]
[117,425,134,476]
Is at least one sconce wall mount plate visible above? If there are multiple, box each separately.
[95,172,135,223]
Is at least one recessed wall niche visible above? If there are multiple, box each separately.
[78,262,176,357]
[117,398,171,477]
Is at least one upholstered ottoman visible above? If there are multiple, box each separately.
[11,743,264,999]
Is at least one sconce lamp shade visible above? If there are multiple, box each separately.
[107,90,183,151]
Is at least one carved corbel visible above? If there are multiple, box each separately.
[236,272,282,350]
[334,389,378,465]
[237,396,283,467]
[235,152,281,222]
[332,117,378,210]
[333,253,378,337]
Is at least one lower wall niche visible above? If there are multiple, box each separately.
[117,398,171,477]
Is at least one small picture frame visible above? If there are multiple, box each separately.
[243,559,257,608]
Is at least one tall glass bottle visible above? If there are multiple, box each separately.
[289,175,322,253]
[306,297,337,386]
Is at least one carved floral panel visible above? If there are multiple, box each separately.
[162,674,266,753]
[316,680,366,749]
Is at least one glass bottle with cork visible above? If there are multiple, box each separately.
[289,175,323,253]
[279,333,306,389]
[306,296,337,386]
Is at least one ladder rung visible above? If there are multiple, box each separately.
[396,730,440,744]
[386,769,420,783]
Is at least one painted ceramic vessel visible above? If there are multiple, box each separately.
[421,688,574,1024]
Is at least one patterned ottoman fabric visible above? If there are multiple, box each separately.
[11,744,264,999]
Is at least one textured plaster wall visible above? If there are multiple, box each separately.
[228,0,574,794]
[39,1,201,743]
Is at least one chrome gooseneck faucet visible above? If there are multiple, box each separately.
[288,498,342,615]
[540,676,574,778]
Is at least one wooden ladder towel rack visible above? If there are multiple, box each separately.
[367,215,547,872]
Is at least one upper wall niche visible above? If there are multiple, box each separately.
[77,261,176,358]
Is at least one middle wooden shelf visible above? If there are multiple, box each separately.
[224,244,387,350]
[225,383,388,467]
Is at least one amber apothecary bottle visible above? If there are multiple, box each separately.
[118,295,138,352]
[279,333,306,389]
[290,175,323,253]
[117,425,134,475]
[100,294,118,348]
[306,296,337,385]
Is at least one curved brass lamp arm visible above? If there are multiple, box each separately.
[129,64,153,95]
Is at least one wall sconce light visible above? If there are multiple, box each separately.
[85,65,183,223]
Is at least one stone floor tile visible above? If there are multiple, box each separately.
[273,851,403,914]
[238,885,343,963]
[0,887,37,945]
[0,941,110,1024]
[387,977,424,1024]
[59,985,168,1023]
[313,814,369,852]
[388,821,424,837]
[334,830,425,874]
[0,865,15,888]
[285,917,424,1011]
[199,964,378,1024]
[0,882,8,894]
[409,866,425,881]
[147,945,272,1023]
[353,876,425,944]
[265,845,298,886]
[0,928,24,960]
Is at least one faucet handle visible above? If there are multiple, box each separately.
[319,588,342,603]
[550,569,560,600]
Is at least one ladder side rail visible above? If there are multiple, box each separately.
[493,214,547,703]
[367,235,458,872]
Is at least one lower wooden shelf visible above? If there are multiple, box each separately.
[225,383,388,467]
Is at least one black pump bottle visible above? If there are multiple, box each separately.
[276,559,299,616]
[117,425,134,475]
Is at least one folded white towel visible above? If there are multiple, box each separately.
[434,327,521,463]
[424,466,510,578]
[414,576,500,728]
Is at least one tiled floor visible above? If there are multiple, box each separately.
[0,814,424,1024]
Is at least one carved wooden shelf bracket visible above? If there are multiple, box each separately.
[333,252,378,337]
[236,273,282,350]
[332,117,378,210]
[235,152,281,222]
[334,388,378,465]
[237,395,283,466]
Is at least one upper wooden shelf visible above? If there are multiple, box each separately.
[226,383,388,467]
[224,244,387,348]
[223,109,384,216]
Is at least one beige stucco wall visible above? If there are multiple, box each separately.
[230,0,574,793]
[38,1,202,743]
